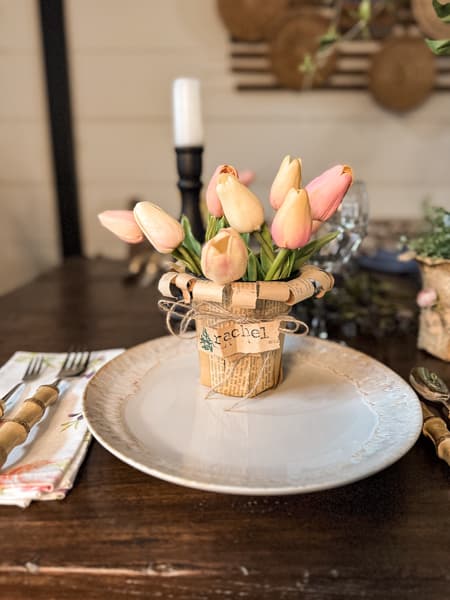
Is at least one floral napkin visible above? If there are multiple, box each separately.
[0,349,123,507]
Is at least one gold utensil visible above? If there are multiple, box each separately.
[0,355,44,418]
[409,368,450,467]
[0,350,90,469]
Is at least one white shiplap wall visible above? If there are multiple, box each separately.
[66,0,449,260]
[0,0,60,295]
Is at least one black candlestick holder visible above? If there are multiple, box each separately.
[175,146,205,240]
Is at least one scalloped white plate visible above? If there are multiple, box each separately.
[83,336,422,495]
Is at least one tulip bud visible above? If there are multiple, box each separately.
[269,155,302,210]
[306,164,353,222]
[238,170,255,186]
[133,201,184,254]
[98,210,144,244]
[271,188,312,249]
[206,164,238,217]
[216,173,265,233]
[201,228,248,284]
[417,288,438,308]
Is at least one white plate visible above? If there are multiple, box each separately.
[83,335,422,495]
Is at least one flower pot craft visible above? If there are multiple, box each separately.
[99,155,354,396]
[406,206,450,362]
[417,257,450,362]
[158,266,333,397]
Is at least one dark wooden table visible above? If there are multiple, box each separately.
[0,258,449,600]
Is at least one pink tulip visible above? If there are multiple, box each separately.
[417,288,438,308]
[270,155,302,210]
[133,201,184,254]
[238,170,256,186]
[98,210,144,244]
[306,165,353,222]
[216,173,265,233]
[201,228,248,284]
[206,164,238,217]
[271,188,312,249]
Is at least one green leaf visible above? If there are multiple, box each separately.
[245,251,258,282]
[293,231,339,271]
[240,233,250,246]
[358,0,372,23]
[319,26,339,49]
[181,214,201,256]
[298,53,316,75]
[259,247,272,277]
[432,0,450,22]
[425,38,450,55]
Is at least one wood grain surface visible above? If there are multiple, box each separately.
[0,258,449,600]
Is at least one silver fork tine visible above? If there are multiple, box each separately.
[24,356,36,378]
[82,351,91,371]
[1,354,45,415]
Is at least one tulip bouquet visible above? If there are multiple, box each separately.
[99,156,353,398]
[99,157,353,285]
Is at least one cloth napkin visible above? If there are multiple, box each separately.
[0,349,123,507]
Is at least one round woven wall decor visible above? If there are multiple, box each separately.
[217,0,289,42]
[269,14,337,90]
[369,38,436,112]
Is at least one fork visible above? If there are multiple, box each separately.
[0,349,91,469]
[0,355,44,418]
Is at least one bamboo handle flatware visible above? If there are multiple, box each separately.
[420,402,450,467]
[0,350,90,470]
[0,355,44,418]
[410,368,450,467]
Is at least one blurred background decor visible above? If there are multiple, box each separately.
[1,0,449,300]
[218,0,450,111]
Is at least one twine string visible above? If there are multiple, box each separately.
[158,299,309,337]
[158,298,309,406]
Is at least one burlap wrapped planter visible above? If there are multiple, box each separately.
[417,257,450,362]
[158,266,334,397]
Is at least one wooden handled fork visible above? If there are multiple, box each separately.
[0,350,91,469]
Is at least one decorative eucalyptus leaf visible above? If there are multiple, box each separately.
[432,0,450,22]
[426,38,450,55]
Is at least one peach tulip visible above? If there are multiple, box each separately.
[201,228,248,284]
[306,164,353,223]
[271,188,312,249]
[206,164,238,217]
[216,173,265,233]
[133,201,184,254]
[269,155,302,210]
[98,210,144,244]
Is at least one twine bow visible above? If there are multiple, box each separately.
[157,299,309,338]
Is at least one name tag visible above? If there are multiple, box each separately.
[198,320,281,358]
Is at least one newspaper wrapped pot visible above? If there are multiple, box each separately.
[158,266,334,397]
[417,257,450,362]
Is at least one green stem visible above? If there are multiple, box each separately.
[264,248,290,281]
[173,246,201,275]
[254,230,275,261]
[181,242,202,271]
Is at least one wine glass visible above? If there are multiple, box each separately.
[310,181,370,338]
[315,181,370,274]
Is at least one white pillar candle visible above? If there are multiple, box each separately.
[172,78,204,147]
